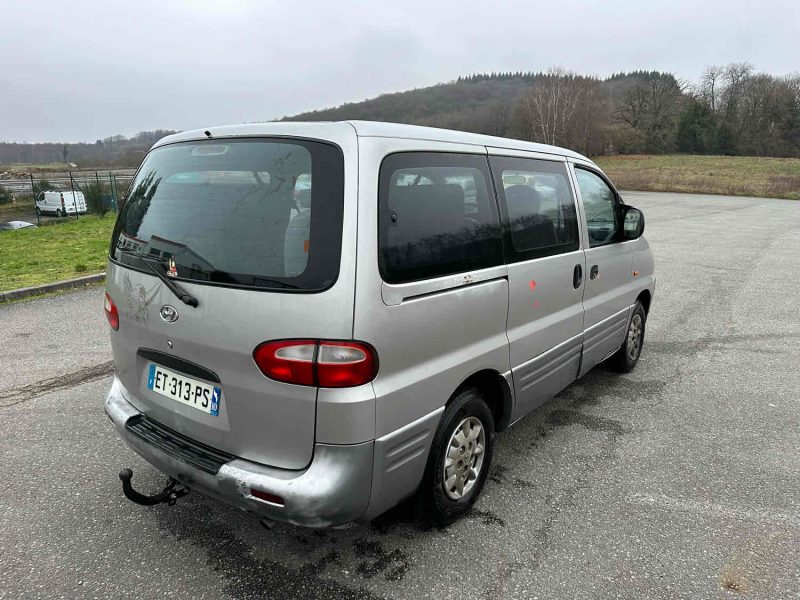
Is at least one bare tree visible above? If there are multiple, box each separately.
[616,75,685,152]
[617,86,649,130]
[570,78,607,155]
[522,69,585,146]
[61,144,68,164]
[699,65,723,111]
[721,62,754,117]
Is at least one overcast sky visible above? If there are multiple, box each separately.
[1,0,798,143]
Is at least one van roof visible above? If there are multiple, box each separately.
[153,120,591,162]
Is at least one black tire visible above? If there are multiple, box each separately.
[56,209,63,217]
[421,388,495,527]
[606,300,646,373]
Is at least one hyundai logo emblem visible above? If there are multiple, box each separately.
[160,305,179,323]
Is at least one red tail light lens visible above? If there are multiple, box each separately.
[317,342,377,387]
[104,291,119,330]
[253,340,377,388]
[253,340,316,386]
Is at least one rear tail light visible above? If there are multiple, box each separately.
[253,340,316,386]
[253,340,377,388]
[104,291,119,330]
[317,342,376,387]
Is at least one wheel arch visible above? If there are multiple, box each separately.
[636,289,652,315]
[452,369,514,432]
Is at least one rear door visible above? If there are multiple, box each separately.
[75,192,86,212]
[490,153,585,419]
[63,192,75,213]
[106,130,356,470]
[570,164,634,375]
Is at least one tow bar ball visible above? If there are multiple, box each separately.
[118,468,189,507]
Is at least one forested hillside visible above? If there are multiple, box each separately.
[285,65,800,158]
[0,130,177,168]
[4,63,798,168]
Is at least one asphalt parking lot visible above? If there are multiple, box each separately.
[1,191,799,599]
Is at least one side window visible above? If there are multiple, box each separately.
[379,152,503,284]
[489,156,579,261]
[574,168,620,247]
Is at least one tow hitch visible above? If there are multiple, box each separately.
[119,468,189,506]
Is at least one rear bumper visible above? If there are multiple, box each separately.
[104,377,374,528]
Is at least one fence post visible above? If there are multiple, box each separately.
[70,171,79,220]
[30,174,40,225]
[95,171,103,216]
[108,171,116,213]
[114,174,120,213]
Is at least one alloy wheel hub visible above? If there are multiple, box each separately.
[443,416,486,500]
[627,314,643,360]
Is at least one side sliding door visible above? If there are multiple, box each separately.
[489,154,585,421]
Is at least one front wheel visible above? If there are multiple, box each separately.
[606,300,646,372]
[421,388,495,526]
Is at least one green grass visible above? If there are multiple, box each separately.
[593,154,800,200]
[0,201,36,219]
[0,216,115,291]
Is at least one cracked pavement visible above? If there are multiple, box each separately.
[1,191,799,599]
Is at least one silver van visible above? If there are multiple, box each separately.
[104,121,654,527]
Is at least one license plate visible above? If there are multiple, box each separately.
[147,364,221,416]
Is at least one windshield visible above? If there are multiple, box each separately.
[110,138,344,291]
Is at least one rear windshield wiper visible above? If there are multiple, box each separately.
[117,250,199,308]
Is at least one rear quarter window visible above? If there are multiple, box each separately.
[378,152,503,284]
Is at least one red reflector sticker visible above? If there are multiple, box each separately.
[250,489,284,506]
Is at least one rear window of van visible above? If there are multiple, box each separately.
[110,139,344,292]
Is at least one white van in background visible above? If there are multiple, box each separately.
[36,191,87,217]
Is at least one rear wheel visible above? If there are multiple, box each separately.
[56,209,63,217]
[606,300,646,372]
[421,388,494,526]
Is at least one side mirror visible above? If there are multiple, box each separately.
[622,206,645,240]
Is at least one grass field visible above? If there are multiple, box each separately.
[0,162,74,172]
[0,216,114,291]
[0,202,27,218]
[593,154,800,200]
